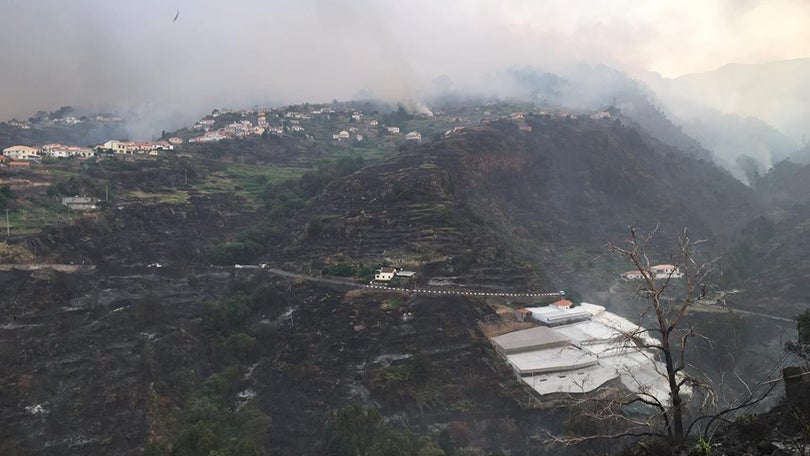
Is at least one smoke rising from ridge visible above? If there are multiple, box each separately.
[2,0,809,139]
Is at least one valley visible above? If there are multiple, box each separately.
[1,100,808,455]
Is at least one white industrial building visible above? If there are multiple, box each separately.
[492,302,673,405]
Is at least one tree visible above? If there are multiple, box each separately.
[556,225,723,449]
[324,405,445,455]
[605,225,719,443]
[786,309,810,362]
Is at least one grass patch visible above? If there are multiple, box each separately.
[196,164,308,203]
[338,145,391,162]
[125,190,190,205]
[4,204,69,235]
[381,297,403,310]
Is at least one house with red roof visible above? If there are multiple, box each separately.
[550,299,573,309]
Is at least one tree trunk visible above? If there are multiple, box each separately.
[662,332,684,441]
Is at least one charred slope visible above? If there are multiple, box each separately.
[0,266,571,455]
[25,192,252,268]
[280,115,757,293]
[723,160,810,315]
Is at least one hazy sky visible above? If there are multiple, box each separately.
[2,0,808,124]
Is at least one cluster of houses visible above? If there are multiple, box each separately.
[182,102,611,147]
[99,140,176,154]
[187,107,338,143]
[620,264,684,281]
[494,299,672,403]
[1,139,178,166]
[189,118,268,143]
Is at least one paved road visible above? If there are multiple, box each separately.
[1,262,563,298]
[257,266,563,299]
[609,280,794,323]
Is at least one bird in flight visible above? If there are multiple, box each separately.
[173,10,180,22]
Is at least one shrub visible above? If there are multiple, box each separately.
[324,262,354,277]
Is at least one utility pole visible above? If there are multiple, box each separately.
[105,185,109,202]
[5,209,9,238]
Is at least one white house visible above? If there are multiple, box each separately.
[61,196,100,211]
[374,267,397,282]
[386,126,401,134]
[101,140,125,153]
[41,144,94,158]
[650,264,684,279]
[2,145,39,160]
[620,270,650,281]
[405,131,422,141]
[550,299,573,310]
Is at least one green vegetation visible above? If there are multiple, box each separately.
[46,175,103,198]
[260,155,364,216]
[381,297,403,310]
[371,353,433,397]
[204,155,366,263]
[144,291,271,455]
[207,240,263,266]
[323,262,354,277]
[197,163,307,204]
[6,203,72,235]
[0,186,15,210]
[786,309,810,362]
[0,242,35,262]
[125,190,190,205]
[324,405,444,456]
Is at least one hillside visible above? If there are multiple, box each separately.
[280,114,757,296]
[0,101,803,455]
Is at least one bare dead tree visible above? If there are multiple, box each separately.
[604,224,719,443]
[545,225,783,450]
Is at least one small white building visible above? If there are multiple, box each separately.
[405,131,422,141]
[650,264,683,279]
[374,267,397,282]
[527,304,591,327]
[61,196,101,211]
[620,270,650,281]
[386,126,401,134]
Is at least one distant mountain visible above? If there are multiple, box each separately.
[640,58,810,159]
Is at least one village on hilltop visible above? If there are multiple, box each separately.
[1,102,616,171]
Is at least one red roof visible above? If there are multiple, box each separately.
[550,299,573,308]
